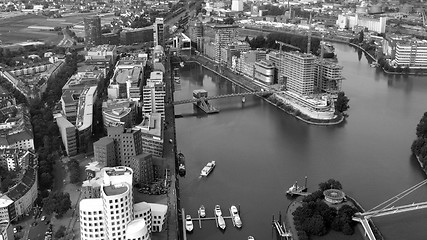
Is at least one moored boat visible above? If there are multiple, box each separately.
[230,205,242,228]
[177,152,186,177]
[214,205,222,216]
[185,215,193,232]
[248,236,255,240]
[198,205,206,218]
[218,215,226,229]
[201,161,216,177]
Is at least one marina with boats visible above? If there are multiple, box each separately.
[182,204,244,232]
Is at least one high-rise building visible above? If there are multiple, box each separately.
[254,60,275,85]
[231,0,243,11]
[56,115,77,156]
[153,18,165,47]
[213,25,238,62]
[189,21,204,43]
[283,51,317,96]
[84,16,102,47]
[133,113,164,157]
[130,153,154,185]
[317,61,343,94]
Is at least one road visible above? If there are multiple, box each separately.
[27,214,52,240]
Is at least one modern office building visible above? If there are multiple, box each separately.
[129,153,154,185]
[133,113,163,157]
[85,44,117,65]
[240,49,267,78]
[153,18,165,48]
[56,115,77,156]
[79,166,167,239]
[142,71,165,118]
[108,56,145,101]
[283,51,317,95]
[93,137,116,167]
[220,41,250,67]
[213,25,239,62]
[254,60,275,85]
[102,99,137,131]
[76,86,97,153]
[188,21,204,43]
[107,125,143,167]
[394,40,427,68]
[266,51,284,84]
[84,16,102,47]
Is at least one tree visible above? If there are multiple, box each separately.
[55,225,67,239]
[416,112,427,138]
[411,138,426,156]
[223,17,235,25]
[43,192,72,217]
[335,92,350,113]
[358,30,364,43]
[319,179,342,191]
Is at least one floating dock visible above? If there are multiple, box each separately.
[272,213,292,240]
[181,205,241,231]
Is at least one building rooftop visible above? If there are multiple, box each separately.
[62,72,101,91]
[55,115,75,128]
[76,86,96,131]
[126,218,147,235]
[147,202,168,214]
[103,166,133,177]
[94,137,114,147]
[133,113,162,139]
[134,201,151,211]
[113,67,142,84]
[88,44,116,52]
[80,198,103,211]
[103,184,128,196]
[0,195,13,208]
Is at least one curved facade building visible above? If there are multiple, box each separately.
[102,182,133,240]
[80,198,104,240]
[134,202,152,233]
[125,218,150,240]
[254,60,275,85]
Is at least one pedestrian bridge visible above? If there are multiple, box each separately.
[173,90,278,105]
[352,179,427,240]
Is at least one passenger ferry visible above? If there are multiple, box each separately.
[201,161,216,177]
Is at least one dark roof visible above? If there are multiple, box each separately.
[6,130,32,144]
[7,183,28,201]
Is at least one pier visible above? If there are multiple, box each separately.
[273,213,292,239]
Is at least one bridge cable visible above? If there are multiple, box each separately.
[365,178,427,217]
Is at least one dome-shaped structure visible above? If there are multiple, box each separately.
[323,189,346,204]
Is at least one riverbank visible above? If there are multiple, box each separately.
[184,54,345,126]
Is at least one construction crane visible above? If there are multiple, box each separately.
[275,40,301,52]
[316,34,325,93]
[307,11,313,54]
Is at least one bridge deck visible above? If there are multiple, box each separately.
[173,90,278,105]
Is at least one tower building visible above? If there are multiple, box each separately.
[153,18,165,48]
[84,16,102,47]
[231,0,243,11]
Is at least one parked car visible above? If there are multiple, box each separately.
[41,215,46,221]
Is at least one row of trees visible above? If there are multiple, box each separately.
[43,192,72,218]
[292,179,358,240]
[246,32,321,55]
[411,112,427,170]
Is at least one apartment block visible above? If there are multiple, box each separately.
[283,51,317,96]
[93,137,116,167]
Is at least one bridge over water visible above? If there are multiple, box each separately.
[173,90,278,105]
[352,179,427,240]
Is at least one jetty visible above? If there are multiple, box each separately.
[272,212,292,240]
[181,205,242,231]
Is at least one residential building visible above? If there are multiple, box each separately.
[93,137,116,167]
[0,154,38,222]
[84,16,102,47]
[254,60,275,85]
[188,21,203,43]
[56,115,77,156]
[0,104,34,151]
[0,148,35,171]
[153,18,165,48]
[220,41,250,67]
[283,51,317,95]
[133,113,163,157]
[213,25,239,62]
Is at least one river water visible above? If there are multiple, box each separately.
[174,44,427,240]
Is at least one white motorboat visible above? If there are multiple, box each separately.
[185,215,193,232]
[218,215,226,230]
[214,205,222,216]
[198,205,206,218]
[248,236,255,240]
[200,161,216,177]
[230,205,242,228]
